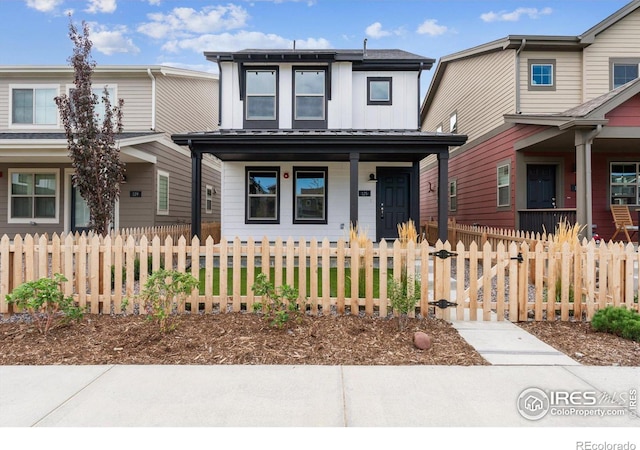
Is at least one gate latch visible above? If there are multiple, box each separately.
[429,249,458,260]
[511,252,523,263]
[429,299,458,309]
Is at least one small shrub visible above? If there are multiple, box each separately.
[251,272,301,329]
[5,274,83,335]
[387,275,421,331]
[591,306,640,342]
[140,269,199,332]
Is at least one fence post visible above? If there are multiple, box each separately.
[518,242,530,322]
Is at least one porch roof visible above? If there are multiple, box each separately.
[171,129,467,162]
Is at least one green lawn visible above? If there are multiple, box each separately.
[198,267,385,297]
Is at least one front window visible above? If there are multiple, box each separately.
[497,164,510,207]
[157,171,169,215]
[294,69,325,124]
[245,69,277,128]
[11,86,58,125]
[611,61,639,89]
[9,170,59,223]
[449,180,457,212]
[293,167,327,224]
[610,163,639,205]
[529,60,555,90]
[246,168,279,223]
[367,77,392,105]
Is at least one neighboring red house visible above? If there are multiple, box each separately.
[420,0,640,240]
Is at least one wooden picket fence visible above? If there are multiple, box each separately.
[0,233,638,321]
[112,221,220,245]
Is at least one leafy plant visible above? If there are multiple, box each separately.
[251,272,301,329]
[387,274,421,331]
[140,269,199,332]
[591,306,640,342]
[5,274,83,335]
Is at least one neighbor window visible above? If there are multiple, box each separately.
[246,167,279,223]
[9,169,59,223]
[449,180,457,212]
[293,167,327,224]
[293,68,326,128]
[157,171,169,215]
[367,77,392,105]
[244,68,277,128]
[610,163,640,205]
[11,85,58,126]
[436,124,443,133]
[611,59,640,89]
[529,60,555,90]
[205,185,213,214]
[449,112,457,133]
[497,164,510,207]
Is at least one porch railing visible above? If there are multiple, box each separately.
[518,208,576,235]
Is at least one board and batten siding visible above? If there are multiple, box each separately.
[221,161,411,241]
[156,74,218,134]
[519,50,583,114]
[422,50,516,143]
[583,7,640,101]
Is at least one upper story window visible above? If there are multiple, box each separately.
[69,85,117,123]
[611,59,640,89]
[8,169,59,223]
[293,68,327,129]
[528,60,555,91]
[449,111,458,133]
[244,68,278,129]
[367,77,392,105]
[11,85,58,126]
[436,124,443,133]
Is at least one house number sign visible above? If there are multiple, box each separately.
[130,191,142,198]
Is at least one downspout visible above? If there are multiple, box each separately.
[585,124,602,238]
[147,68,156,131]
[417,62,424,130]
[515,38,526,114]
[216,56,222,127]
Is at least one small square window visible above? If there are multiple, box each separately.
[611,61,640,89]
[528,60,556,91]
[367,77,392,105]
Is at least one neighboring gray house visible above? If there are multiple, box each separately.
[0,65,220,236]
[173,48,465,242]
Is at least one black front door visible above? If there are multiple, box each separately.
[527,164,556,209]
[377,168,410,240]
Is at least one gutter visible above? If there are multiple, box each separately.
[515,38,526,114]
[147,68,156,131]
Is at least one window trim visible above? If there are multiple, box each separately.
[205,185,213,214]
[293,166,328,225]
[292,66,328,129]
[367,76,392,106]
[157,170,169,215]
[66,83,117,123]
[449,179,457,212]
[497,163,511,208]
[246,166,280,224]
[9,84,60,129]
[528,59,556,91]
[610,58,640,90]
[435,123,443,133]
[8,168,60,224]
[449,111,458,133]
[610,162,640,206]
[243,67,279,129]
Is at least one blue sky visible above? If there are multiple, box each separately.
[0,0,633,90]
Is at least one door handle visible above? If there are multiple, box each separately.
[380,203,384,219]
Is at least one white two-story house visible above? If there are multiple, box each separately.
[0,65,221,236]
[173,48,466,242]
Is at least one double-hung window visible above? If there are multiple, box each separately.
[529,60,555,91]
[610,163,640,205]
[244,68,277,128]
[611,59,640,89]
[11,85,58,126]
[497,164,510,207]
[293,68,327,128]
[157,171,169,215]
[449,180,457,212]
[205,185,214,214]
[246,168,279,223]
[293,167,327,224]
[9,169,59,223]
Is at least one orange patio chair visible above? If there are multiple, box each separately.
[610,204,639,242]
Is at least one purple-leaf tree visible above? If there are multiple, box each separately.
[55,19,125,236]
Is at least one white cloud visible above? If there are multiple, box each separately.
[137,5,249,40]
[162,30,330,53]
[366,22,391,39]
[481,7,553,23]
[88,23,140,55]
[85,0,117,14]
[416,19,448,36]
[25,0,63,12]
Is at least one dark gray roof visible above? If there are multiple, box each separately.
[0,132,161,140]
[561,77,640,117]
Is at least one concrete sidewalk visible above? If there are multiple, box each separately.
[1,364,638,427]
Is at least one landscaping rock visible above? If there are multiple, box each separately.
[414,331,432,350]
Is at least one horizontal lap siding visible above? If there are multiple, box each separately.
[605,95,640,126]
[421,125,545,228]
[92,74,152,132]
[584,8,640,100]
[156,75,218,134]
